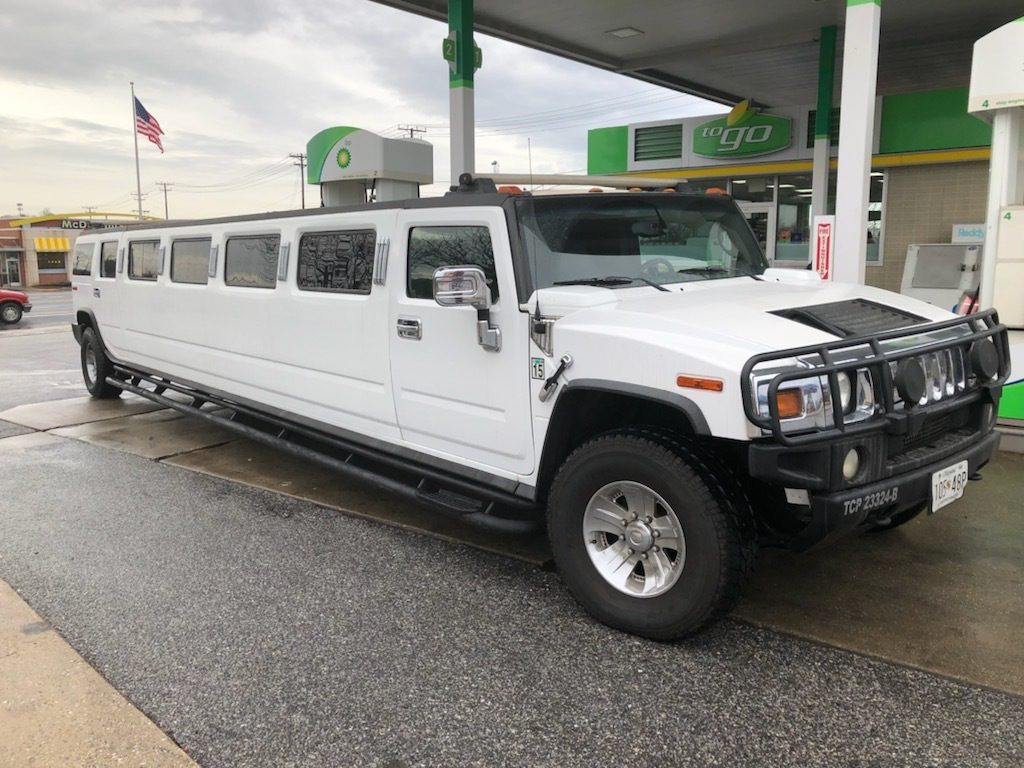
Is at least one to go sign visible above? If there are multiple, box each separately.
[692,114,792,158]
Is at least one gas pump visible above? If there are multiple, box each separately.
[969,17,1024,430]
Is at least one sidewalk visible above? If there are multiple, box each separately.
[0,578,198,768]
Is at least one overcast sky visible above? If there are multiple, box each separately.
[0,0,724,220]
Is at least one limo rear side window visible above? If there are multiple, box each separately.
[128,240,160,281]
[297,230,375,294]
[225,235,280,288]
[171,238,212,285]
[100,242,117,278]
[72,243,93,276]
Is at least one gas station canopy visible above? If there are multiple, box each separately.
[371,0,1022,105]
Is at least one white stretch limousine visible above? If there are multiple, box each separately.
[70,180,1009,639]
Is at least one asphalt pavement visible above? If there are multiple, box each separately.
[0,287,74,331]
[1,311,1023,767]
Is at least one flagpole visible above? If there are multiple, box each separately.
[131,81,143,220]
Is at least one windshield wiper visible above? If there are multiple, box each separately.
[553,276,668,291]
[677,266,732,277]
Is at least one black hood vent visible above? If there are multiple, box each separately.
[771,299,928,339]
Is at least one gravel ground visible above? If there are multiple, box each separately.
[1,436,1022,768]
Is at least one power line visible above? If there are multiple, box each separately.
[397,125,427,139]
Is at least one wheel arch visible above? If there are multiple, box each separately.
[74,308,105,348]
[535,380,710,503]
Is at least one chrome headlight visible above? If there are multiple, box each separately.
[751,366,876,433]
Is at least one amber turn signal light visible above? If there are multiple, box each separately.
[676,375,724,392]
[775,389,804,419]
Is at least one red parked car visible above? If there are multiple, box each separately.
[0,288,31,325]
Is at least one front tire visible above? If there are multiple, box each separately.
[80,327,122,399]
[1,302,23,324]
[547,430,756,640]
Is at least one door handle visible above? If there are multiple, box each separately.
[93,288,101,298]
[396,316,422,340]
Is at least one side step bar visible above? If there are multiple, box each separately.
[107,367,540,534]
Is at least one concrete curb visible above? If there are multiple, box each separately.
[0,578,199,767]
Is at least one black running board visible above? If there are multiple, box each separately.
[107,367,540,534]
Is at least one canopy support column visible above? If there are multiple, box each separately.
[834,0,880,284]
[448,0,476,185]
[811,26,837,221]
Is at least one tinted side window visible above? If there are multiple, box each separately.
[100,242,118,278]
[171,238,211,285]
[225,235,280,288]
[72,244,93,276]
[128,240,160,280]
[297,230,375,294]
[407,226,497,301]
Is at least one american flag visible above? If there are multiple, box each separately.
[134,96,164,153]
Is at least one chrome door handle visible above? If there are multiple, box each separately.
[396,316,422,340]
[93,288,101,298]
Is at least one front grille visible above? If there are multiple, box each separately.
[897,412,955,455]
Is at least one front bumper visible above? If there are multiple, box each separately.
[785,429,1000,550]
[22,303,31,313]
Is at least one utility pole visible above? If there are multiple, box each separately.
[398,125,426,139]
[132,191,148,219]
[289,153,307,208]
[83,205,97,215]
[155,182,174,219]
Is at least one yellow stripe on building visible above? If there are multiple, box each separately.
[34,237,70,252]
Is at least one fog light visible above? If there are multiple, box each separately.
[842,448,861,481]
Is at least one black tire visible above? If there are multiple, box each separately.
[80,327,122,399]
[867,503,926,533]
[1,302,23,324]
[547,429,757,640]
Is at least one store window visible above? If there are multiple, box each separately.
[686,178,730,195]
[775,174,813,262]
[729,177,775,203]
[37,252,67,273]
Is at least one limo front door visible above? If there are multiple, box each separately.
[389,209,534,478]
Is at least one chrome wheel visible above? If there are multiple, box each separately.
[1,304,19,322]
[583,480,686,598]
[85,345,98,386]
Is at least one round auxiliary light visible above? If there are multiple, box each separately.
[842,448,861,481]
[969,339,999,381]
[836,371,853,411]
[895,358,926,406]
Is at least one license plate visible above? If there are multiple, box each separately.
[930,460,969,513]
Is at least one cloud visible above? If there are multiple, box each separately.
[0,0,720,217]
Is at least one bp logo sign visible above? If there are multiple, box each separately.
[336,147,352,168]
[692,102,791,158]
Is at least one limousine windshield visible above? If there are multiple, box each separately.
[515,194,768,290]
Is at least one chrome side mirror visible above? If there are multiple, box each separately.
[432,265,501,352]
[433,266,491,310]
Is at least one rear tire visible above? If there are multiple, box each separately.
[1,302,23,324]
[547,429,757,640]
[80,327,122,399]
